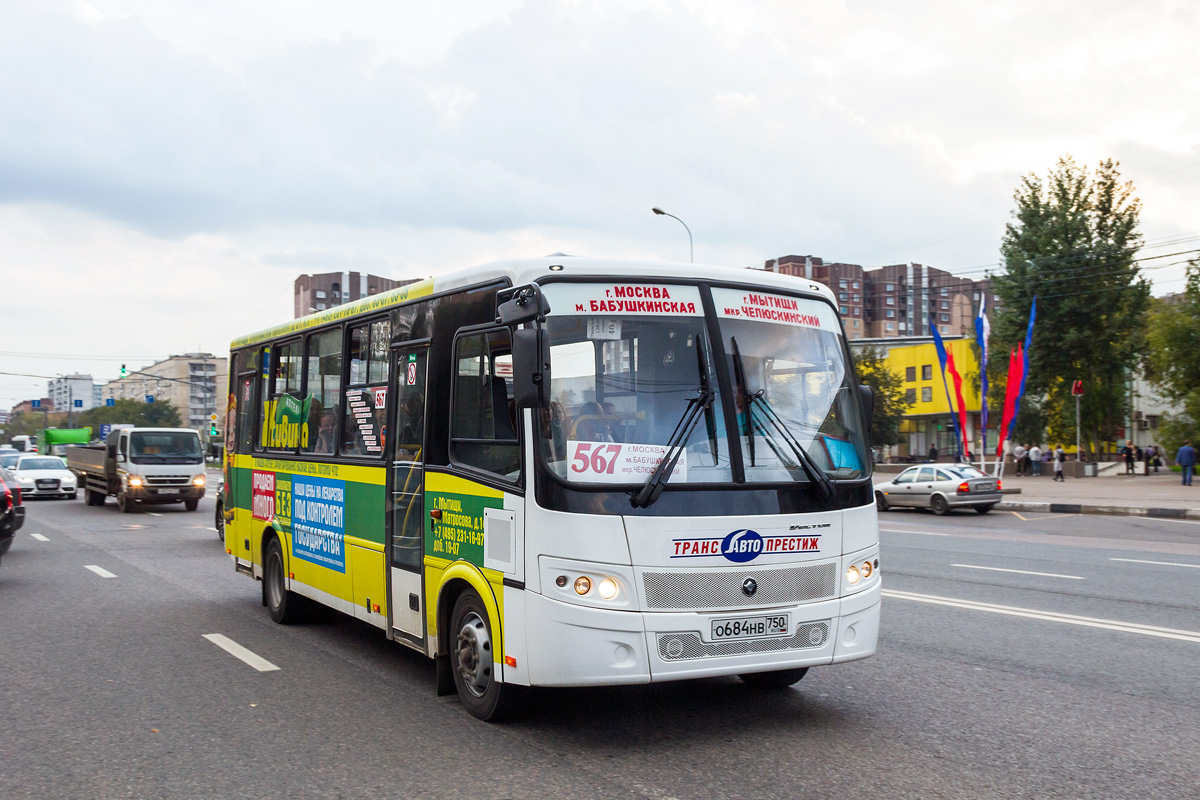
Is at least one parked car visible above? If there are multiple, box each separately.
[1,466,26,562]
[874,463,1002,515]
[10,455,78,500]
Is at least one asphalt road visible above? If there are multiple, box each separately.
[2,496,1198,799]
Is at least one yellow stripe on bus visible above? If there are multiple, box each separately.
[425,471,504,499]
[232,453,387,486]
[230,278,437,349]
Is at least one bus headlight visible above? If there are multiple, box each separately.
[846,564,861,585]
[861,561,873,579]
[597,578,619,600]
[574,576,592,595]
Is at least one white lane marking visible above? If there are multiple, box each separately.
[1138,517,1200,525]
[880,528,950,536]
[1111,557,1200,569]
[951,563,1084,580]
[208,527,218,532]
[203,634,280,672]
[30,533,50,542]
[883,589,1200,643]
[146,512,162,517]
[85,565,117,579]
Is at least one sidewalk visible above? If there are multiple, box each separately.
[992,471,1200,519]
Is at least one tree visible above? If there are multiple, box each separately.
[990,156,1150,456]
[78,399,183,431]
[852,346,911,448]
[1146,259,1200,456]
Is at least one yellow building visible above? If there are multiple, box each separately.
[851,336,990,460]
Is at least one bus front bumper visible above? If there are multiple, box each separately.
[523,582,880,687]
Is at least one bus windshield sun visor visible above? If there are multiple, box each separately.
[731,337,834,500]
[629,385,712,509]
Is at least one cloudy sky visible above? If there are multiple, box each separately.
[2,0,1198,408]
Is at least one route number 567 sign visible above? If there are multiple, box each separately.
[566,441,686,484]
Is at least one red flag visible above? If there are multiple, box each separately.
[996,344,1024,461]
[945,349,969,457]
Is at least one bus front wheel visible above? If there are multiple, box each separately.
[449,590,524,721]
[739,667,808,688]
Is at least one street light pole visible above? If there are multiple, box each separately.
[652,207,693,263]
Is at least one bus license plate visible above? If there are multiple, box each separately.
[158,488,179,495]
[711,614,790,641]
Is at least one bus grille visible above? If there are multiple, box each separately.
[642,562,837,610]
[656,622,830,661]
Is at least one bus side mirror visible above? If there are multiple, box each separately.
[859,384,875,423]
[511,327,551,409]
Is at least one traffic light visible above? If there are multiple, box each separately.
[210,423,218,436]
[209,412,218,437]
[120,364,127,377]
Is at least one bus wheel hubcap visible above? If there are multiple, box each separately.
[456,611,491,697]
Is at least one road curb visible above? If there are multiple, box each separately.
[996,500,1200,520]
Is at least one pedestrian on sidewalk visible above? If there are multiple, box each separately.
[928,443,938,463]
[1153,444,1164,473]
[1029,443,1042,476]
[1121,440,1136,475]
[1177,441,1196,486]
[1142,445,1153,476]
[1053,445,1065,481]
[1014,443,1027,476]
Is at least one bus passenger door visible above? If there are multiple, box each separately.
[388,347,428,646]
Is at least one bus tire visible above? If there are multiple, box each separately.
[449,590,524,721]
[118,492,137,513]
[264,536,306,624]
[930,494,949,515]
[184,499,199,512]
[739,667,808,688]
[875,491,889,511]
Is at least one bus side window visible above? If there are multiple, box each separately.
[450,329,520,479]
[302,328,343,455]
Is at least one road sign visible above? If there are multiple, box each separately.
[106,398,115,407]
[31,399,41,409]
[209,413,219,424]
[145,395,155,403]
[99,424,112,440]
[74,399,83,408]
[1071,380,1084,396]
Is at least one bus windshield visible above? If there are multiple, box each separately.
[712,286,868,481]
[130,432,203,463]
[536,282,868,488]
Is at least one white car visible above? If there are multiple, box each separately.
[11,455,78,500]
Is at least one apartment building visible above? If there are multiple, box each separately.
[759,255,996,339]
[48,374,100,413]
[101,353,228,437]
[294,272,421,319]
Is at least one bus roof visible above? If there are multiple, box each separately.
[230,256,836,349]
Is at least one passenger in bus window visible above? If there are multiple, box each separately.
[314,411,337,454]
[601,401,624,442]
[575,402,614,442]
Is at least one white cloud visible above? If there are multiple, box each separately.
[1,0,1198,403]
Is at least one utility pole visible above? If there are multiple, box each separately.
[1072,380,1083,463]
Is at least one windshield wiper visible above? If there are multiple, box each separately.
[629,385,712,509]
[730,337,834,500]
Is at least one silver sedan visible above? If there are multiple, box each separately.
[874,464,1002,515]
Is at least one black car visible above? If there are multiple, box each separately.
[1,465,26,562]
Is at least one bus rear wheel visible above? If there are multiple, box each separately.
[264,536,306,624]
[739,667,809,688]
[450,590,524,721]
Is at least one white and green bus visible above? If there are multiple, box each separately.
[221,256,880,720]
